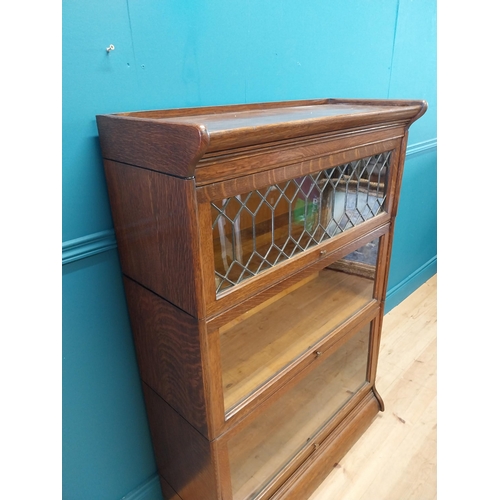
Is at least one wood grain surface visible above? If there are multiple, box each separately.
[123,277,209,435]
[142,383,218,500]
[104,160,205,317]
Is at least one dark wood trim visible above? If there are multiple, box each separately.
[211,439,233,500]
[198,201,218,319]
[366,313,384,389]
[373,232,393,303]
[199,321,226,441]
[389,131,410,218]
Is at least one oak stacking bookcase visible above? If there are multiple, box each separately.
[96,98,427,500]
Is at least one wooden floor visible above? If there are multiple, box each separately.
[309,274,437,500]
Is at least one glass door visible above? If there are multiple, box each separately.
[211,153,390,294]
[226,322,373,500]
[219,237,381,414]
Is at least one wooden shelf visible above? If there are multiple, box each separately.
[227,323,371,500]
[220,268,375,412]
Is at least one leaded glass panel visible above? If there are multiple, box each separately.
[211,152,391,294]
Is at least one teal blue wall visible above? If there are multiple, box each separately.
[62,1,436,498]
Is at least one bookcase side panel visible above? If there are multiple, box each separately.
[104,160,205,317]
[124,277,210,436]
[142,383,219,500]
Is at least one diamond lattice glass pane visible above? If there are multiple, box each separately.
[212,152,391,294]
